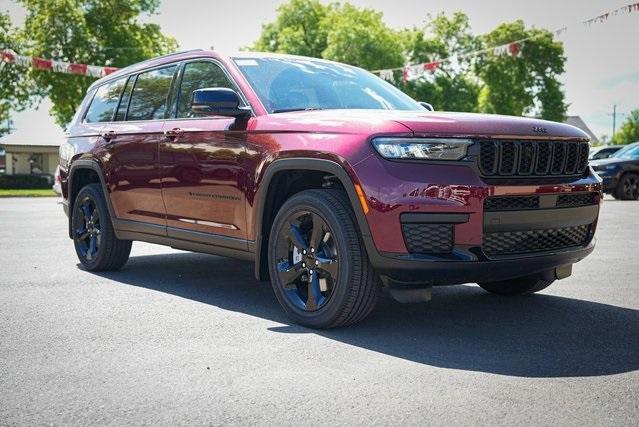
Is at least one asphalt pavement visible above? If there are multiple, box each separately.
[0,196,637,425]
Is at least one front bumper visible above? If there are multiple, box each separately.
[369,241,595,285]
[351,155,601,285]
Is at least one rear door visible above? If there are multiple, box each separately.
[103,65,178,229]
[160,60,250,245]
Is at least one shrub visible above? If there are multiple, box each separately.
[0,174,52,189]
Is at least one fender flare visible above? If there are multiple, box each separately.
[252,158,377,280]
[66,159,116,239]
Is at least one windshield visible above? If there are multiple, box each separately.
[612,143,639,159]
[232,56,422,113]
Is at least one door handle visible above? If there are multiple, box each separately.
[101,130,116,141]
[164,128,184,139]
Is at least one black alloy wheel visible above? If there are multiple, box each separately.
[74,195,101,262]
[618,173,639,200]
[274,209,339,312]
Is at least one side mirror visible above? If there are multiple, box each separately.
[191,87,251,118]
[419,101,434,111]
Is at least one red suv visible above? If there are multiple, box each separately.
[60,50,602,328]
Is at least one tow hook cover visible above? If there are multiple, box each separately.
[555,264,573,280]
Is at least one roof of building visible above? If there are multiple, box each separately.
[0,126,65,149]
[565,116,599,144]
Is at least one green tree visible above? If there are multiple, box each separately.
[252,0,329,58]
[612,109,639,145]
[400,12,481,111]
[0,12,40,137]
[475,21,567,121]
[252,0,403,70]
[321,3,403,70]
[18,0,178,126]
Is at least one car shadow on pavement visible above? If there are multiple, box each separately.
[94,251,639,379]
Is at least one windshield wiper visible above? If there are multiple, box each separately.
[271,107,324,114]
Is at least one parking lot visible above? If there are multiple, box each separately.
[0,196,637,425]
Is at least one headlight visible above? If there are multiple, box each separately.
[372,138,473,160]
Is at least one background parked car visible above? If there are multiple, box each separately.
[589,145,624,160]
[591,142,639,200]
[52,165,62,195]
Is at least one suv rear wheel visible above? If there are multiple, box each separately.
[72,183,132,271]
[268,189,378,328]
[478,275,554,296]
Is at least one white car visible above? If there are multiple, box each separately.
[52,165,62,195]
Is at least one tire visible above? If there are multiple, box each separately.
[72,183,132,271]
[614,173,639,200]
[268,189,379,328]
[478,275,554,296]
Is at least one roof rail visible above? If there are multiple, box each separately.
[151,48,206,61]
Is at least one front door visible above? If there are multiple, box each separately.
[160,60,249,245]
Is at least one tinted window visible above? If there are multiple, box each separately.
[114,76,134,121]
[233,56,421,113]
[177,61,239,118]
[85,78,126,123]
[613,143,639,159]
[127,66,177,121]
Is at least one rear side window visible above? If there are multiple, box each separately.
[177,61,240,118]
[84,78,126,123]
[127,66,177,121]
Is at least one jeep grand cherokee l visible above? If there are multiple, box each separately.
[59,50,602,328]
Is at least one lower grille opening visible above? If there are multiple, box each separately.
[402,223,454,254]
[484,224,591,256]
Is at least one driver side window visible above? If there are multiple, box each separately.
[176,61,240,118]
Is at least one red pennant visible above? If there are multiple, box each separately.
[32,57,53,70]
[69,63,88,75]
[1,50,16,63]
[508,42,520,57]
[103,67,118,75]
[424,61,440,72]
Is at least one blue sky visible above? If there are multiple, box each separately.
[3,0,638,141]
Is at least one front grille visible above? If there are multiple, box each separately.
[556,192,598,208]
[484,224,591,256]
[479,140,589,178]
[402,223,453,254]
[484,192,599,211]
[485,196,539,211]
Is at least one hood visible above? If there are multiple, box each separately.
[590,157,633,168]
[256,109,589,140]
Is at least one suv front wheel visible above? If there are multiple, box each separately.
[72,183,132,271]
[268,189,379,328]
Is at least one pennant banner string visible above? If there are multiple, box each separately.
[374,1,639,82]
[1,2,638,81]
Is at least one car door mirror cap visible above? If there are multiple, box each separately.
[191,87,251,118]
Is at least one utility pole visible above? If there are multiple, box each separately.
[609,104,626,139]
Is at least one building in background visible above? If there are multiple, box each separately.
[0,127,64,176]
[565,116,599,145]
